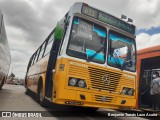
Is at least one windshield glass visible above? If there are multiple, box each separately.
[67,17,107,64]
[108,31,136,72]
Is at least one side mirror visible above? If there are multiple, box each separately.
[54,22,64,41]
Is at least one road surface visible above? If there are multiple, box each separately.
[0,84,157,120]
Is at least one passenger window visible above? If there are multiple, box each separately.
[44,33,54,56]
[48,34,54,43]
[38,42,46,60]
[34,49,40,63]
[30,56,34,66]
[31,55,35,65]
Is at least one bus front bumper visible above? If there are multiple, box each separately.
[52,88,136,109]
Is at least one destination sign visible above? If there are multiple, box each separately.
[81,6,98,19]
[82,5,135,35]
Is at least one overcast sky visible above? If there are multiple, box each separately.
[0,0,160,78]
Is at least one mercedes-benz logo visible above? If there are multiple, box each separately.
[102,75,110,85]
[101,96,107,102]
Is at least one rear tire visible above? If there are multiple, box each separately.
[38,81,47,107]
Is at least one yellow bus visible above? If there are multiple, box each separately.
[0,8,11,90]
[25,2,137,110]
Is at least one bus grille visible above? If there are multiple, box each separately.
[88,67,121,92]
[94,95,112,102]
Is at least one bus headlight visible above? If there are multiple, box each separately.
[128,89,134,96]
[68,78,77,86]
[121,88,127,94]
[68,77,87,88]
[121,87,134,96]
[78,80,86,88]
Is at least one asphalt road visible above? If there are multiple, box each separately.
[0,84,157,120]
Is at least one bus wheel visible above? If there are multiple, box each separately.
[38,82,47,107]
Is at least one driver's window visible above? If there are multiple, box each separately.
[67,17,107,63]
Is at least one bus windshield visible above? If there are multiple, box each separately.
[108,31,136,72]
[67,17,107,64]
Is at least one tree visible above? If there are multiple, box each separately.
[9,73,15,81]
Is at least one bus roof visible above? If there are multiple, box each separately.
[137,45,160,55]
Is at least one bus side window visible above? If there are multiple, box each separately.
[38,42,46,61]
[31,55,35,66]
[33,50,40,64]
[28,54,35,68]
[44,33,54,56]
[29,56,33,67]
[36,49,41,62]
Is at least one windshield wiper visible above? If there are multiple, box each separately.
[87,47,104,62]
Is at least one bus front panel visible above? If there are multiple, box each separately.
[52,57,136,109]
